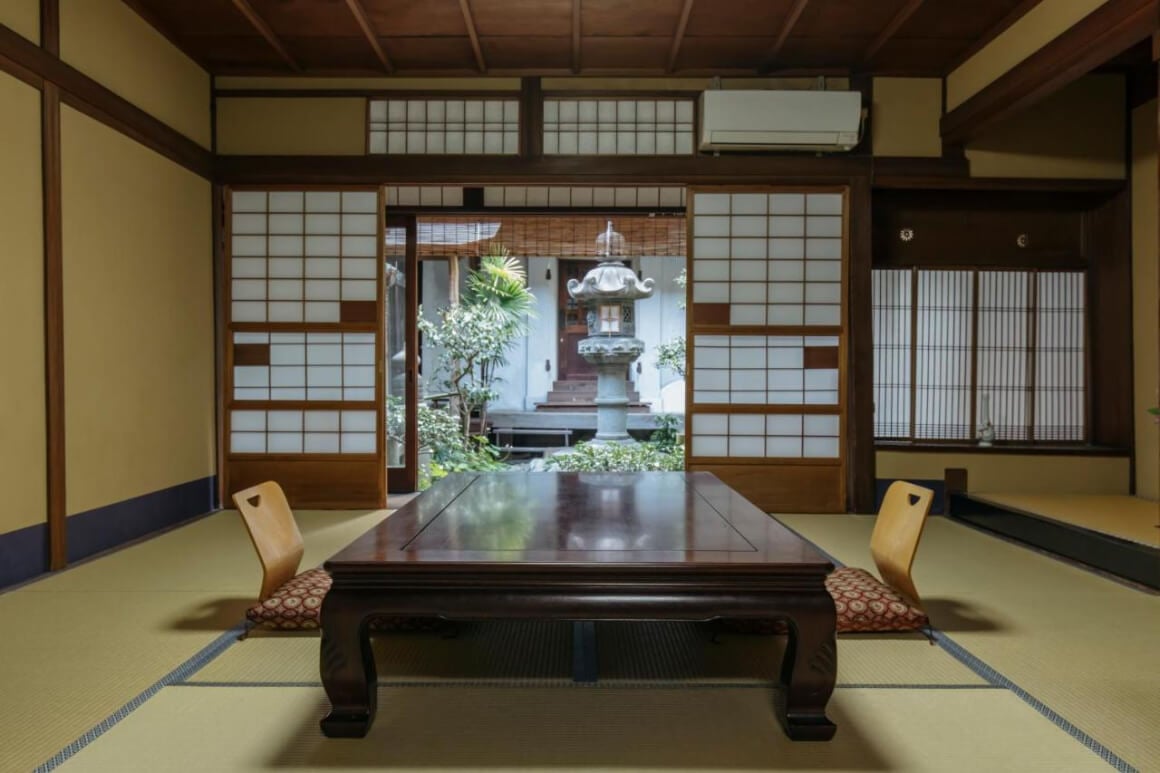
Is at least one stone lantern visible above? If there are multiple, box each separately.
[566,222,655,445]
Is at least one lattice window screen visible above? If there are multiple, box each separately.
[872,269,911,438]
[871,268,1086,444]
[688,190,845,463]
[227,189,382,457]
[915,271,974,440]
[543,98,696,155]
[368,98,519,155]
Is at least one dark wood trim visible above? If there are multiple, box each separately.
[343,0,393,74]
[667,0,695,73]
[943,0,1042,76]
[873,174,1125,194]
[760,0,810,74]
[863,0,924,65]
[949,492,1159,589]
[41,0,59,56]
[229,0,299,71]
[1085,188,1135,452]
[880,441,1131,456]
[847,176,874,513]
[42,80,65,570]
[216,153,870,185]
[118,0,209,70]
[401,213,421,492]
[214,88,520,99]
[869,154,969,186]
[520,77,543,158]
[0,24,213,179]
[212,185,226,509]
[458,0,487,73]
[0,47,43,88]
[941,0,1158,145]
[572,0,581,74]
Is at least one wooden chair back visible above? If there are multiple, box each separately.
[870,481,935,608]
[232,481,304,602]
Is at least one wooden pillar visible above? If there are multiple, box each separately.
[41,0,66,569]
[846,176,875,513]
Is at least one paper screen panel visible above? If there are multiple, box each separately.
[369,98,519,155]
[543,98,695,156]
[232,332,376,401]
[231,191,379,324]
[229,409,377,455]
[692,192,843,326]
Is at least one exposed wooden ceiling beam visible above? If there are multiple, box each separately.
[944,0,1040,75]
[343,0,393,73]
[572,0,581,74]
[863,0,924,64]
[230,0,299,71]
[941,0,1156,145]
[760,0,810,73]
[458,0,487,73]
[667,0,695,73]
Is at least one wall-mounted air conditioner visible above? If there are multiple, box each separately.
[699,90,864,153]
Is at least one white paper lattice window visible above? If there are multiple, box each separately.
[692,192,844,326]
[369,99,519,155]
[690,413,840,459]
[230,190,378,324]
[230,410,376,454]
[543,98,695,156]
[232,332,376,402]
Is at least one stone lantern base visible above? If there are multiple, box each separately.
[578,337,646,445]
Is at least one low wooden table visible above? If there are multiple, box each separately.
[320,471,837,741]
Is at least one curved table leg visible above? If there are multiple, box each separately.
[778,594,838,741]
[319,591,377,738]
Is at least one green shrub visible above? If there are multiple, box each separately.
[544,440,684,473]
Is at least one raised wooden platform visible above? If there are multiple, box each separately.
[948,492,1159,589]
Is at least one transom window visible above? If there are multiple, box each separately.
[872,268,1086,444]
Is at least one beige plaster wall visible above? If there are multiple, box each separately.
[872,77,942,158]
[877,452,1131,495]
[966,75,1126,179]
[0,73,46,536]
[0,0,40,44]
[947,0,1109,110]
[1131,98,1159,500]
[59,0,211,148]
[215,97,368,155]
[61,107,215,516]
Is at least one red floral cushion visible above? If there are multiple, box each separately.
[246,567,331,630]
[245,567,445,633]
[718,566,928,635]
[827,566,928,633]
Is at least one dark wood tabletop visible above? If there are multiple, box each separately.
[326,471,833,572]
[320,471,838,743]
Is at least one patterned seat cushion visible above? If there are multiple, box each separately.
[245,567,444,633]
[246,567,331,630]
[827,566,928,633]
[718,566,929,635]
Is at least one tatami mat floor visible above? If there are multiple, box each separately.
[2,502,1157,772]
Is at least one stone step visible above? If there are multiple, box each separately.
[534,402,652,413]
[544,386,642,403]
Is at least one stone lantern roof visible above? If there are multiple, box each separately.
[566,259,655,303]
[566,220,655,303]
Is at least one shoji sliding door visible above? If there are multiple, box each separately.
[224,188,386,508]
[686,188,847,513]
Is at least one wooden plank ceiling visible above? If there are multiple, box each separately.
[126,0,1035,77]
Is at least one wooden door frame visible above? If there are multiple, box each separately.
[386,212,420,493]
